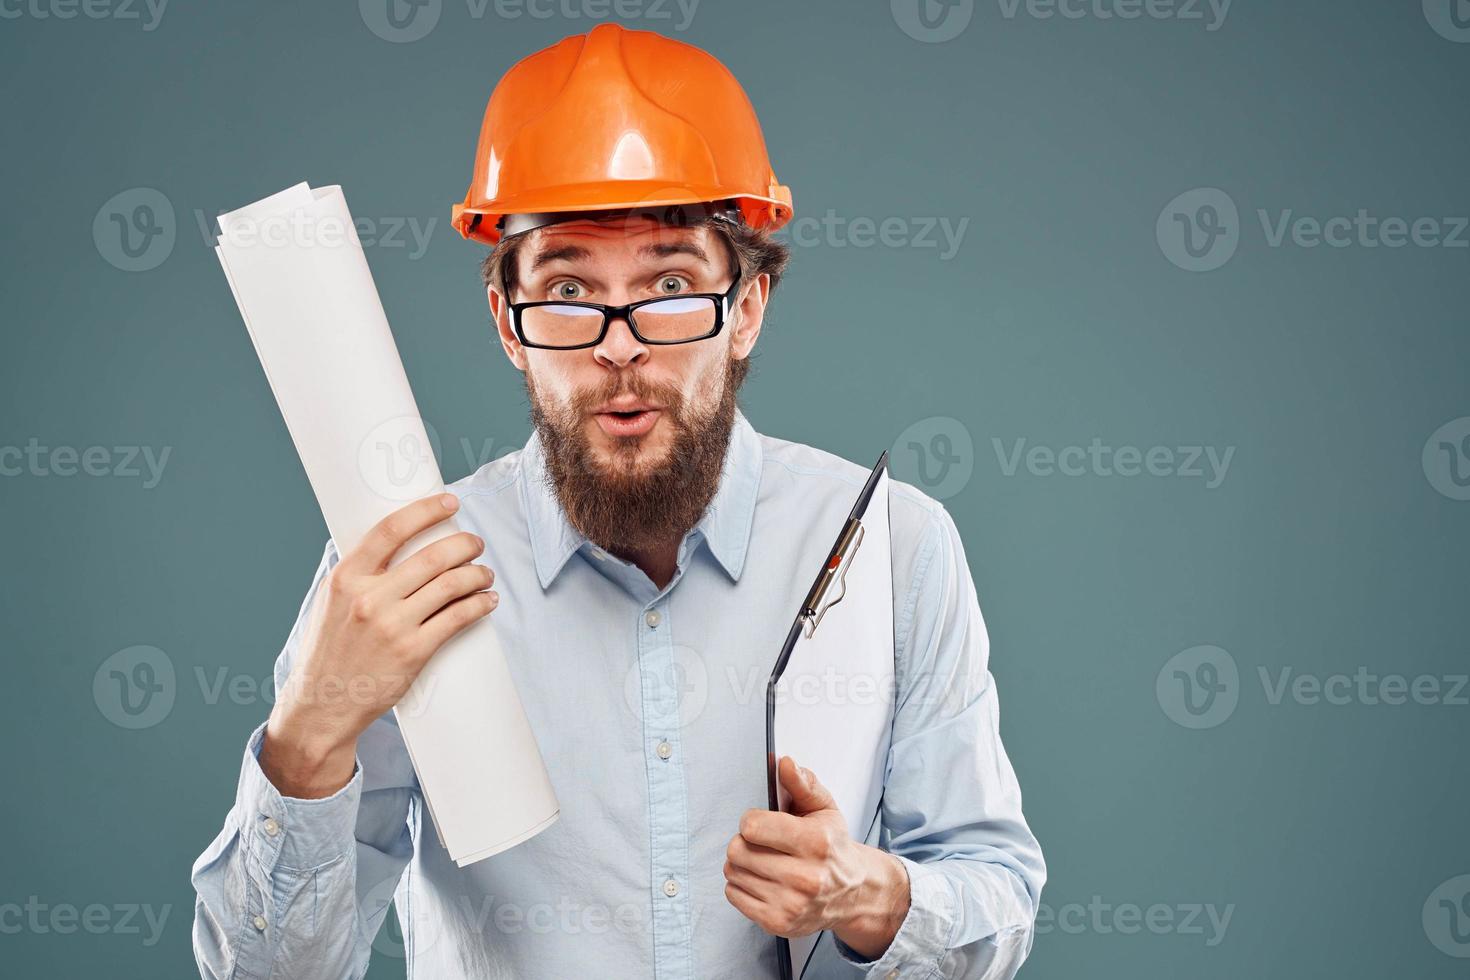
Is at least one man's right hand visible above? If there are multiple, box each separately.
[259,493,496,799]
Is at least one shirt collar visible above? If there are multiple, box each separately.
[519,408,763,590]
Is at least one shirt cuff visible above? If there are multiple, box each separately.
[235,722,363,873]
[833,855,957,979]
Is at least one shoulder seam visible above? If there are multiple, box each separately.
[894,509,949,694]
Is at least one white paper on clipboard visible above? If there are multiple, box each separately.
[771,469,895,977]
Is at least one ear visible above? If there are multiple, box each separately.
[728,272,768,361]
[487,285,528,373]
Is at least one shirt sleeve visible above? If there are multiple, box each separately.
[190,541,419,980]
[833,506,1046,980]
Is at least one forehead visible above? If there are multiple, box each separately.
[517,216,723,278]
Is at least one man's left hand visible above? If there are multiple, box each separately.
[723,756,911,960]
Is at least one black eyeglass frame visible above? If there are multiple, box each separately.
[508,277,743,351]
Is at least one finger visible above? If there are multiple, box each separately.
[347,494,462,574]
[728,835,804,880]
[417,589,498,656]
[724,879,774,925]
[384,530,487,599]
[737,808,812,856]
[723,858,781,897]
[403,562,494,624]
[779,756,837,816]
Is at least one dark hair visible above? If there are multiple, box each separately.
[478,212,791,300]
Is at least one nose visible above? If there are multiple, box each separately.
[593,313,648,369]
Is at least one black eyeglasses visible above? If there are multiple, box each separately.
[509,277,742,351]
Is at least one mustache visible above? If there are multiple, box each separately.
[569,373,685,418]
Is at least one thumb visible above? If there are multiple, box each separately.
[780,756,837,815]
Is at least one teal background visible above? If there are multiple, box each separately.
[2,1,1467,977]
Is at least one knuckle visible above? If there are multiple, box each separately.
[323,570,349,601]
[348,594,376,623]
[386,635,416,664]
[375,518,403,548]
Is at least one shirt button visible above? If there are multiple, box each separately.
[662,878,679,898]
[656,741,672,760]
[644,609,662,629]
[252,914,267,932]
[885,971,898,980]
[262,817,280,837]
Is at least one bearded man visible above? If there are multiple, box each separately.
[192,23,1044,980]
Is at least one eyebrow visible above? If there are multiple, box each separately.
[528,244,591,273]
[638,240,711,264]
[526,239,714,275]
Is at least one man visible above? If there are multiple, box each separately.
[192,23,1044,980]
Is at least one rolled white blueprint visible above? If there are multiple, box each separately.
[215,182,558,866]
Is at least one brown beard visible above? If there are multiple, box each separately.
[527,356,749,561]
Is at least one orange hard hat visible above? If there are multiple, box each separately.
[452,23,792,246]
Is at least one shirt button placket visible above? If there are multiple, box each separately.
[638,601,692,979]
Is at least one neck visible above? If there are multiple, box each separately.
[609,537,682,590]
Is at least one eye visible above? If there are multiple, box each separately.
[655,275,690,295]
[550,280,586,300]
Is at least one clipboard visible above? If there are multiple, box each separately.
[765,452,895,979]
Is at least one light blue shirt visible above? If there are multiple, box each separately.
[191,410,1045,979]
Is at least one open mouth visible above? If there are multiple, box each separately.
[594,407,661,438]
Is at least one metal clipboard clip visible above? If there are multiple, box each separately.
[799,517,866,639]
